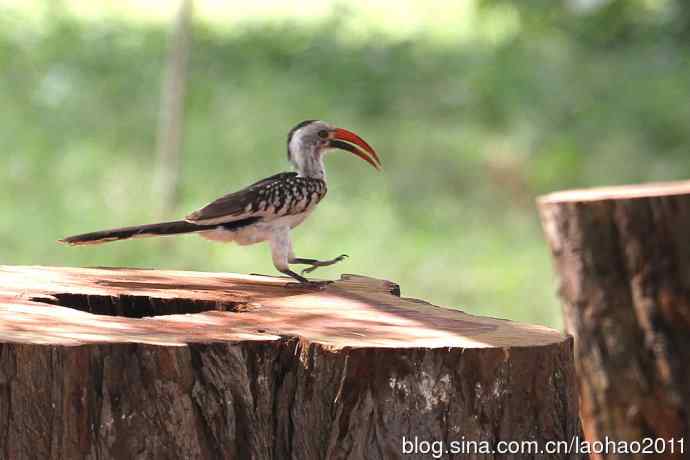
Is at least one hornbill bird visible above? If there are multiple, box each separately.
[60,120,381,284]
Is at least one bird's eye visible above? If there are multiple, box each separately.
[317,130,329,139]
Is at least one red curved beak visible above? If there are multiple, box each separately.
[329,128,382,171]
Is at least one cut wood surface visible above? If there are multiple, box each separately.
[539,181,690,460]
[0,265,563,348]
[0,265,581,460]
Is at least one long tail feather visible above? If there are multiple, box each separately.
[59,220,216,246]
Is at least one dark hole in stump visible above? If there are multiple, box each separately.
[31,293,238,318]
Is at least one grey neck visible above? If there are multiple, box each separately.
[291,145,326,179]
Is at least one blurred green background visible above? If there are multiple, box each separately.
[2,0,689,328]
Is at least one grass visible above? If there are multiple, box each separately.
[1,7,689,329]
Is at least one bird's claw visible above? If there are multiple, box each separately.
[300,254,349,274]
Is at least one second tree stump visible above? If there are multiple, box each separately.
[539,181,690,459]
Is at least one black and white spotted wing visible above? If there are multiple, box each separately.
[185,172,327,225]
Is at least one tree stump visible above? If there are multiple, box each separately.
[0,265,579,460]
[539,182,690,459]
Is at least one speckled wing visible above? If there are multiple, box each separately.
[185,172,327,225]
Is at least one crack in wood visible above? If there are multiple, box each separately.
[30,293,239,318]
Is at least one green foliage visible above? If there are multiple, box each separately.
[1,4,689,328]
[481,0,690,45]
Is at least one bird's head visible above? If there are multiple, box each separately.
[287,120,381,178]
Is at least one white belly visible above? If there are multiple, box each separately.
[198,211,312,246]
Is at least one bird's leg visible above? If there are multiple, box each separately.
[290,255,349,274]
[270,229,327,287]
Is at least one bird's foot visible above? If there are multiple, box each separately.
[301,254,349,275]
[283,279,332,290]
[279,268,331,289]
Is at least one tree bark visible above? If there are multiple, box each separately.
[539,181,690,459]
[0,265,580,460]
